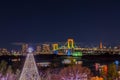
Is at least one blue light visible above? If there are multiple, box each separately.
[115,60,119,70]
[54,50,58,54]
[67,49,71,56]
[27,47,34,53]
[115,60,119,65]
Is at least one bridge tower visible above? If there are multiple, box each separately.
[66,39,75,56]
[67,39,74,49]
[52,44,58,54]
[53,43,58,51]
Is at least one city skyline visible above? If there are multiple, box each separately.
[0,0,120,49]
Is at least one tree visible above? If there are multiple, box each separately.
[15,69,20,79]
[56,64,92,80]
[6,65,13,74]
[107,63,118,80]
[90,76,104,80]
[0,60,7,75]
[39,68,60,80]
[19,53,40,80]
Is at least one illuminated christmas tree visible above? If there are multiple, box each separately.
[19,47,40,80]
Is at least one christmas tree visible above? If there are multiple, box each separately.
[19,48,40,80]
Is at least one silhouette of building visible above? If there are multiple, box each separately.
[22,44,28,54]
[36,45,41,54]
[100,41,103,49]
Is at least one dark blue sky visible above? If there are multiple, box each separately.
[0,0,120,49]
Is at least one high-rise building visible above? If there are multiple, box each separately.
[42,44,50,53]
[36,45,41,54]
[22,44,28,54]
[100,41,103,49]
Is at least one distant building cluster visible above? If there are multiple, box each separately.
[0,38,120,56]
[0,48,10,55]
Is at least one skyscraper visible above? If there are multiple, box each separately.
[100,42,103,49]
[22,44,28,54]
[36,45,41,54]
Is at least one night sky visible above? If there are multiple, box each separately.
[0,0,120,49]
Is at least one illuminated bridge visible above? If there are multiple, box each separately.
[19,39,120,56]
[11,39,120,56]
